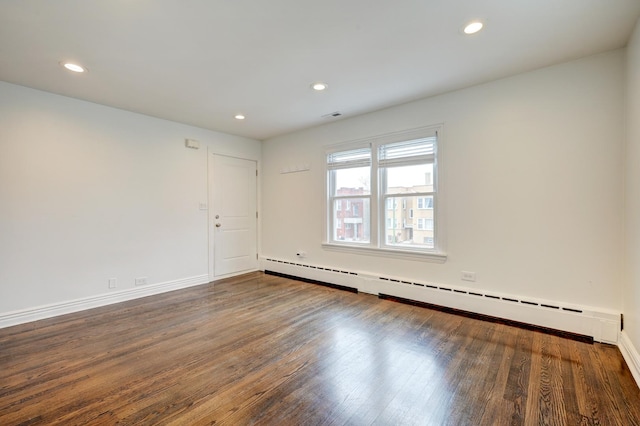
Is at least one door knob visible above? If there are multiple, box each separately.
[215,223,222,228]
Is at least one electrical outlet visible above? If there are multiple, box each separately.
[134,277,148,286]
[461,271,476,282]
[108,278,117,289]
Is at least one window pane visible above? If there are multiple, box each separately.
[333,198,370,242]
[333,167,370,196]
[417,196,433,209]
[386,198,397,209]
[385,164,433,195]
[384,195,434,249]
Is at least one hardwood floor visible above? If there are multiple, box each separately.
[1,271,639,425]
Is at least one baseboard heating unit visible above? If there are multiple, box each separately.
[261,257,620,345]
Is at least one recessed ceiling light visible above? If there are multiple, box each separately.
[463,21,484,35]
[61,62,86,73]
[234,114,246,120]
[311,82,328,91]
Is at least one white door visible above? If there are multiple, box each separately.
[211,154,258,277]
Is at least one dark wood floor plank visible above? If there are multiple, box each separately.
[589,343,640,425]
[343,308,466,425]
[503,328,535,424]
[448,324,516,425]
[412,314,500,425]
[539,334,569,425]
[477,324,520,425]
[0,271,638,425]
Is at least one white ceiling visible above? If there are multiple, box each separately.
[1,1,639,141]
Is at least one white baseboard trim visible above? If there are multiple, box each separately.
[0,274,210,329]
[261,257,621,344]
[619,331,640,388]
[210,268,259,282]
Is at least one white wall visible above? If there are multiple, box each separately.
[0,81,260,316]
[262,50,625,312]
[623,17,640,381]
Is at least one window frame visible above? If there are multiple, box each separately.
[326,145,372,245]
[323,125,446,262]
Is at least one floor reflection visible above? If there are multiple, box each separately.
[317,322,451,425]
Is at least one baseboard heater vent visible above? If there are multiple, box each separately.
[378,293,594,344]
[264,258,358,276]
[265,270,358,294]
[378,275,583,314]
[263,259,586,315]
[260,257,619,344]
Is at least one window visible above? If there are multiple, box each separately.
[325,125,444,259]
[327,147,371,243]
[386,198,397,210]
[416,218,434,231]
[425,219,434,231]
[417,197,433,209]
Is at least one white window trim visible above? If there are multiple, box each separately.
[321,242,447,263]
[323,124,447,261]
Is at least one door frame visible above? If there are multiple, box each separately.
[207,150,260,281]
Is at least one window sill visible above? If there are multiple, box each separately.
[321,243,447,263]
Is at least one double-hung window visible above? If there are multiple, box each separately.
[327,147,371,243]
[325,125,445,260]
